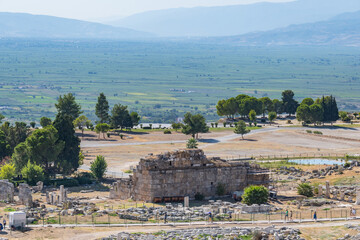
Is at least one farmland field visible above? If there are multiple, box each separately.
[0,39,360,123]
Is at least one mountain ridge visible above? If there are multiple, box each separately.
[108,0,360,37]
[0,12,153,39]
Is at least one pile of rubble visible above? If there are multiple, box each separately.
[337,225,360,240]
[114,200,276,222]
[279,164,347,181]
[104,226,303,240]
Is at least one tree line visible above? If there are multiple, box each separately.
[216,90,298,119]
[216,90,339,125]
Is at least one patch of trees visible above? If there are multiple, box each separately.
[94,93,140,134]
[296,95,339,125]
[216,90,299,120]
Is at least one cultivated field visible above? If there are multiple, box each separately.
[1,39,360,123]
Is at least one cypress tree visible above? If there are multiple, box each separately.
[95,93,110,123]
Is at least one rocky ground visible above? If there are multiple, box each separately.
[105,226,303,240]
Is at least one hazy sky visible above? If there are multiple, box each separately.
[0,0,293,21]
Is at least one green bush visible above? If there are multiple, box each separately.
[45,178,80,187]
[242,185,269,205]
[0,163,16,180]
[194,192,204,201]
[186,138,198,149]
[142,126,151,129]
[216,183,226,196]
[21,161,45,185]
[313,131,323,135]
[91,155,108,180]
[75,172,95,185]
[297,183,314,197]
[306,130,312,134]
[163,129,172,134]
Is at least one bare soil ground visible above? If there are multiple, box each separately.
[80,126,360,171]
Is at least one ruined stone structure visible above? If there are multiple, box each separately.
[46,185,68,205]
[110,149,269,202]
[0,180,15,202]
[18,183,33,206]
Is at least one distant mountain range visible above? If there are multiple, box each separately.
[108,0,360,37]
[209,11,360,46]
[0,12,152,39]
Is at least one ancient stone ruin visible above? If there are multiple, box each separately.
[110,149,269,202]
[18,183,33,206]
[0,179,15,202]
[46,185,68,205]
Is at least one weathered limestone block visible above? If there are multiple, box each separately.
[318,185,323,197]
[356,189,360,205]
[18,183,33,206]
[184,196,189,208]
[325,181,330,198]
[0,180,14,202]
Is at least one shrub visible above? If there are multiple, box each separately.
[216,183,226,196]
[75,172,95,185]
[215,122,218,128]
[223,122,227,127]
[163,129,172,134]
[142,126,151,130]
[306,130,312,134]
[313,131,323,135]
[45,178,80,187]
[297,183,314,197]
[287,120,292,124]
[242,185,269,205]
[194,192,204,201]
[186,138,198,149]
[0,163,16,180]
[90,155,107,180]
[21,162,45,185]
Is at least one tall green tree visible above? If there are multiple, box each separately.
[0,130,10,159]
[268,112,277,125]
[40,117,52,128]
[316,95,339,124]
[130,112,140,128]
[55,93,82,121]
[111,104,132,130]
[234,120,250,140]
[53,114,81,174]
[95,123,110,139]
[249,110,257,124]
[95,93,110,123]
[1,122,29,154]
[301,98,314,106]
[239,97,262,117]
[296,104,311,124]
[282,90,299,116]
[309,104,324,125]
[12,126,64,174]
[272,99,283,114]
[259,97,274,118]
[182,112,209,139]
[73,115,90,138]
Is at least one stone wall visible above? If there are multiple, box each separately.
[110,149,269,202]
